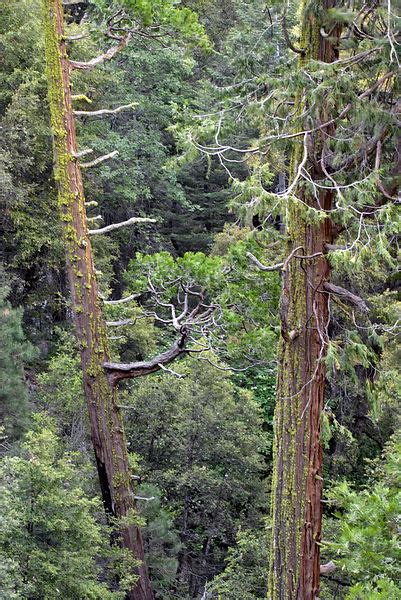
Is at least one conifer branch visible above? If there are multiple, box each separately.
[374,140,399,201]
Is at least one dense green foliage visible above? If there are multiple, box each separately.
[0,0,399,598]
[0,415,136,599]
[0,269,36,444]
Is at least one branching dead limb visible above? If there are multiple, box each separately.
[104,329,190,386]
[70,32,133,70]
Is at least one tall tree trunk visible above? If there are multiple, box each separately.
[268,3,340,599]
[42,1,154,598]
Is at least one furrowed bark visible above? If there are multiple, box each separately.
[268,3,340,599]
[41,2,154,598]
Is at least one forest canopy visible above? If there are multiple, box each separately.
[0,1,399,599]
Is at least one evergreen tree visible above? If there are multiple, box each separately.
[181,1,399,597]
[123,356,267,598]
[0,268,36,445]
[0,414,136,599]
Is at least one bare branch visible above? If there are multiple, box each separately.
[324,243,350,252]
[320,561,336,575]
[133,496,155,502]
[157,363,186,378]
[103,293,141,305]
[246,252,283,272]
[283,246,304,271]
[87,215,103,222]
[294,251,323,261]
[104,329,189,386]
[66,33,89,41]
[106,319,134,327]
[80,150,119,168]
[70,32,133,71]
[72,148,93,158]
[323,282,368,312]
[74,103,138,117]
[88,216,156,235]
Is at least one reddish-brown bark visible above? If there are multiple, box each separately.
[42,1,154,598]
[268,3,341,599]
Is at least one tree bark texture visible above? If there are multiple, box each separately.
[42,2,154,598]
[268,3,340,599]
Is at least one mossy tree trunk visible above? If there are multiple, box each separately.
[42,1,154,598]
[268,3,340,599]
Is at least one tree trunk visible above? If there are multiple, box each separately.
[268,3,340,599]
[42,1,153,598]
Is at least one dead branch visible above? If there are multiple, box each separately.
[80,150,119,168]
[157,363,186,378]
[320,561,336,575]
[72,148,93,158]
[246,252,283,271]
[133,496,155,502]
[74,103,137,117]
[106,319,134,327]
[323,282,368,312]
[88,216,156,235]
[283,246,304,271]
[70,32,133,71]
[324,243,349,252]
[66,33,89,41]
[104,329,189,386]
[103,293,141,305]
[295,252,324,261]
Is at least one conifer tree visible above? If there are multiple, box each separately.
[41,1,206,597]
[186,1,399,597]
